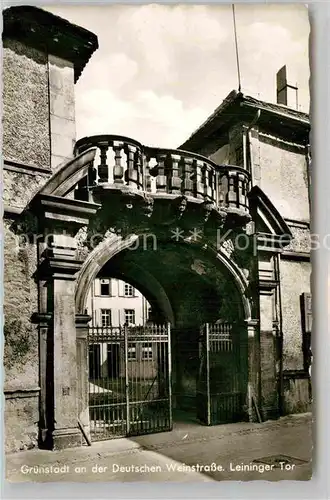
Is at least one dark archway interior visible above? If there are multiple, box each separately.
[98,240,245,325]
[94,238,248,423]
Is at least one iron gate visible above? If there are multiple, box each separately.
[88,323,172,441]
[197,322,244,425]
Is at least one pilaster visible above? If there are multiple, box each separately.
[245,319,260,421]
[33,194,98,449]
[256,241,281,421]
[76,313,92,444]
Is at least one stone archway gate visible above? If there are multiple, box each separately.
[15,138,261,449]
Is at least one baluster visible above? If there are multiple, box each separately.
[169,154,182,194]
[202,163,211,200]
[182,156,194,196]
[135,149,143,189]
[98,142,109,183]
[143,154,152,192]
[227,171,237,207]
[218,173,226,207]
[113,141,124,184]
[208,167,216,202]
[238,173,245,210]
[243,174,249,210]
[125,144,138,188]
[215,169,220,206]
[156,153,167,193]
[194,159,204,199]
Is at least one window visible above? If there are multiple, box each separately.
[142,342,153,360]
[100,279,111,296]
[101,309,111,327]
[124,283,134,297]
[124,309,135,325]
[127,343,136,360]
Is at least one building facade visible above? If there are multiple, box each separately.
[86,278,150,327]
[3,6,311,453]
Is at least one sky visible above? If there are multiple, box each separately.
[47,4,310,149]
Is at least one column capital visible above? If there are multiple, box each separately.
[31,312,52,325]
[76,313,91,340]
[245,319,259,338]
[38,256,82,281]
[75,313,92,327]
[32,194,99,234]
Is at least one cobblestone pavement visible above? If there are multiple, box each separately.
[5,413,312,483]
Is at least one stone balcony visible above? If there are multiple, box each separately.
[73,135,251,238]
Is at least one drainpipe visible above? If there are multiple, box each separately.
[244,109,261,187]
[305,144,312,218]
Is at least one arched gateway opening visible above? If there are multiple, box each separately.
[19,140,257,449]
[76,233,250,441]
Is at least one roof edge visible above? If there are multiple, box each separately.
[3,6,99,83]
[180,89,310,151]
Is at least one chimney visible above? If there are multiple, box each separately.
[276,65,298,109]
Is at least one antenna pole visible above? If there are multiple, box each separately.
[232,4,242,92]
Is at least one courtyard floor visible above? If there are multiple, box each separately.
[5,412,312,484]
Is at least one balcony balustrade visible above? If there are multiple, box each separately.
[74,135,251,219]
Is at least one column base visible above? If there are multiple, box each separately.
[51,427,82,450]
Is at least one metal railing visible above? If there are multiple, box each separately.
[197,322,244,425]
[88,324,172,441]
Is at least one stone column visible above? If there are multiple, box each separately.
[245,319,260,422]
[34,194,99,450]
[31,311,52,447]
[43,233,83,450]
[257,249,280,420]
[76,313,92,444]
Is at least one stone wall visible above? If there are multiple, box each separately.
[3,39,50,168]
[3,219,39,451]
[4,392,39,452]
[280,258,311,370]
[284,221,310,255]
[208,128,310,223]
[48,54,76,170]
[3,169,51,211]
[3,38,77,174]
[282,376,311,414]
[257,135,310,222]
[209,144,229,165]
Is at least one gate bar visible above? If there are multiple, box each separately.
[206,323,211,426]
[124,326,130,434]
[168,323,173,430]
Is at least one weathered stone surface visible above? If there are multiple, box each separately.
[280,259,311,370]
[258,136,309,222]
[3,220,39,390]
[3,170,49,210]
[2,39,50,168]
[3,221,39,453]
[4,395,39,453]
[48,54,76,170]
[282,377,310,414]
[284,224,310,254]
